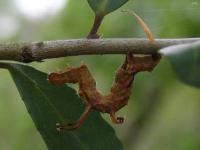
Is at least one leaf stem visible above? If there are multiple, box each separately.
[87,14,104,39]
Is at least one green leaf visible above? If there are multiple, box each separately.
[87,0,129,15]
[0,63,123,150]
[160,41,200,88]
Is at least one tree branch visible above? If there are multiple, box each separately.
[0,38,199,63]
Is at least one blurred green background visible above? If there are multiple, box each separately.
[0,0,200,150]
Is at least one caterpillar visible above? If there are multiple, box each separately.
[48,53,160,130]
[48,11,160,130]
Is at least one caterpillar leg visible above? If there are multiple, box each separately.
[56,105,92,131]
[110,112,124,124]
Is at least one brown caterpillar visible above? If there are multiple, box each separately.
[48,53,160,130]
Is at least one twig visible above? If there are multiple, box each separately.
[0,38,199,63]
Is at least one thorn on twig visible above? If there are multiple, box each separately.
[122,10,155,44]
